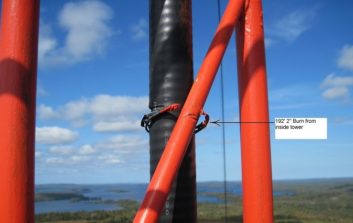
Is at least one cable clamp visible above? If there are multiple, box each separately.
[141,103,181,132]
[141,104,209,134]
[194,109,210,133]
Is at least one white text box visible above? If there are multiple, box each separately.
[275,118,327,140]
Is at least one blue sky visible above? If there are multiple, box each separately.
[3,0,351,184]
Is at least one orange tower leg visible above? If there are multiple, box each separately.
[0,0,40,222]
[236,0,274,223]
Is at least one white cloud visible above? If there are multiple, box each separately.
[98,154,121,164]
[60,98,90,127]
[337,45,353,71]
[321,73,353,88]
[89,95,148,117]
[46,157,65,165]
[61,98,89,120]
[93,120,141,132]
[109,135,146,147]
[322,87,349,100]
[38,21,58,64]
[60,95,148,121]
[36,126,79,145]
[320,73,353,101]
[38,94,148,132]
[49,145,74,155]
[59,1,113,60]
[267,9,315,43]
[36,95,150,170]
[131,18,147,40]
[79,144,97,155]
[96,135,147,153]
[38,104,58,119]
[45,155,93,166]
[39,0,113,66]
[40,133,148,169]
[70,155,92,163]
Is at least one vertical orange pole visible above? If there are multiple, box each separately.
[0,0,40,223]
[236,0,274,223]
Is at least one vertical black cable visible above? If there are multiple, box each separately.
[149,0,196,222]
[217,0,228,222]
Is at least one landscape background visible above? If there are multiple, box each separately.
[2,0,352,222]
[35,178,353,223]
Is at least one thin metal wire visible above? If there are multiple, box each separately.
[217,0,228,222]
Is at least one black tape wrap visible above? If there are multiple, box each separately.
[149,0,196,222]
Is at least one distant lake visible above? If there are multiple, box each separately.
[35,182,293,214]
[35,183,147,214]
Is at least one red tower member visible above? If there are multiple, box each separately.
[236,0,274,222]
[0,0,40,222]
